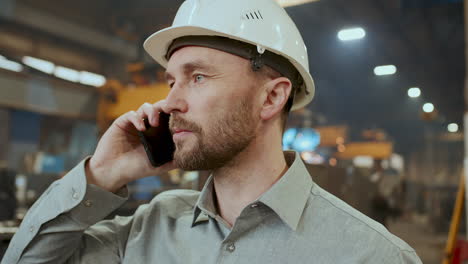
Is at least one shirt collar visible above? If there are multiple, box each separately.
[258,151,313,231]
[192,174,216,226]
[192,151,314,230]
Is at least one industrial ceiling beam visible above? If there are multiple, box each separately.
[0,1,138,60]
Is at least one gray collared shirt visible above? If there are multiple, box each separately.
[2,151,421,263]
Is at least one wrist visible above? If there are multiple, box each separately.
[85,158,124,193]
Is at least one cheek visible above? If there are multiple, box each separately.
[187,84,233,113]
[186,80,254,123]
[183,90,221,132]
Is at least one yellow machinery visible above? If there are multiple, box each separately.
[97,63,170,134]
[442,174,465,264]
[335,142,393,160]
[314,126,393,160]
[97,80,169,134]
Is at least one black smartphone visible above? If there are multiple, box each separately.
[138,112,175,167]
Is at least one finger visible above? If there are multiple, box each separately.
[153,100,168,114]
[125,110,145,131]
[137,103,158,127]
[148,100,168,127]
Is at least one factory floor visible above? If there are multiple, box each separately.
[388,215,449,264]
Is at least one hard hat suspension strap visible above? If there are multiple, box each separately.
[166,36,303,89]
[166,36,305,112]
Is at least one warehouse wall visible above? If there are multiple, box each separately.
[7,110,41,170]
[0,70,98,120]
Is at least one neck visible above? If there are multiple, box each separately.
[212,128,288,228]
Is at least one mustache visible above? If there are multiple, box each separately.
[169,114,202,134]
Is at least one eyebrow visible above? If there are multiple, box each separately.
[165,60,216,81]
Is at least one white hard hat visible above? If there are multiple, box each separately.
[144,0,315,111]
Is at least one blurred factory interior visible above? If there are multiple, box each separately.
[0,0,466,263]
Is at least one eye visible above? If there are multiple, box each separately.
[194,74,205,83]
[168,82,175,88]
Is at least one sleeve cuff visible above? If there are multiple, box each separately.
[53,156,129,227]
[67,183,129,227]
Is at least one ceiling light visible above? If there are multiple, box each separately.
[374,65,397,76]
[276,0,320,7]
[423,103,434,113]
[338,28,366,41]
[79,71,106,87]
[407,87,421,98]
[22,56,55,74]
[0,57,23,72]
[448,123,459,133]
[54,66,80,82]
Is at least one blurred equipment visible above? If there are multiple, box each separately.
[442,172,465,264]
[283,127,321,152]
[335,142,393,160]
[283,109,321,152]
[0,166,16,221]
[315,126,348,147]
[33,153,65,174]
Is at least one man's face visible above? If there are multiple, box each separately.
[165,46,261,171]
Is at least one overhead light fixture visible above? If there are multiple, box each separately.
[54,66,80,82]
[276,0,320,7]
[448,123,459,133]
[0,56,23,72]
[22,56,55,74]
[374,65,397,76]
[423,103,434,113]
[338,27,366,41]
[407,87,421,98]
[79,71,106,87]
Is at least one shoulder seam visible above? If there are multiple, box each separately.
[310,187,415,252]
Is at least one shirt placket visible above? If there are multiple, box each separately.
[215,202,267,264]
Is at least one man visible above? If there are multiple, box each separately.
[3,0,422,263]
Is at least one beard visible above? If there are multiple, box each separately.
[169,99,256,171]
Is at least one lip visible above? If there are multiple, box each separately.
[173,129,193,140]
[174,128,192,134]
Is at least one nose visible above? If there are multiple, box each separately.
[163,84,188,114]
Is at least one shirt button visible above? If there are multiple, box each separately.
[72,192,79,200]
[250,203,258,208]
[84,200,93,207]
[29,225,34,232]
[226,243,236,252]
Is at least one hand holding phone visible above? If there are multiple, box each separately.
[138,112,175,167]
[85,101,176,193]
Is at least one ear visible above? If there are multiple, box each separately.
[260,77,292,121]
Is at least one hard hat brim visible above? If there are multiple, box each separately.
[143,25,315,111]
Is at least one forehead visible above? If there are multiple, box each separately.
[166,46,249,73]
